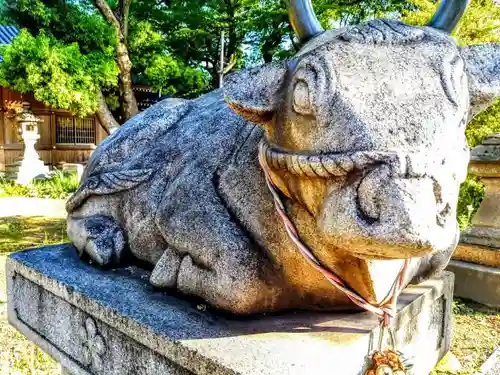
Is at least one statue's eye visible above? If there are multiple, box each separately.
[293,80,311,115]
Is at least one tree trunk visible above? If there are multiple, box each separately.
[120,0,132,40]
[93,0,138,122]
[225,0,239,75]
[116,41,138,121]
[96,90,120,134]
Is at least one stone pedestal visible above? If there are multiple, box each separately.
[449,133,500,307]
[446,260,500,309]
[7,244,453,375]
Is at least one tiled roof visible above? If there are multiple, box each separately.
[0,25,19,45]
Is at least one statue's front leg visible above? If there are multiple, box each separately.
[149,246,182,288]
[154,177,287,315]
[175,242,279,315]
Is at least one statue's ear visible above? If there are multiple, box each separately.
[223,61,289,126]
[461,44,500,117]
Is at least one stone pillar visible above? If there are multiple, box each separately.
[15,102,49,185]
[448,133,500,307]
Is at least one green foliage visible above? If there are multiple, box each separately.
[0,170,79,199]
[0,180,32,197]
[0,0,423,103]
[403,0,500,229]
[466,100,500,148]
[317,0,412,27]
[0,29,118,117]
[143,55,208,97]
[129,20,208,97]
[456,176,485,230]
[133,0,248,88]
[401,0,500,43]
[0,0,209,118]
[32,170,80,199]
[1,0,116,52]
[132,0,412,90]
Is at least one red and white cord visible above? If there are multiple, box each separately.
[258,141,409,327]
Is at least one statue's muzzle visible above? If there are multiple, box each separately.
[318,159,461,259]
[262,142,465,259]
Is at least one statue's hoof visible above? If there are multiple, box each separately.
[68,215,125,266]
[149,247,182,288]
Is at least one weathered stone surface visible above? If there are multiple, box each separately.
[7,244,454,375]
[460,226,500,248]
[468,162,500,177]
[453,243,500,268]
[478,348,500,375]
[468,178,500,229]
[63,17,500,314]
[446,260,500,308]
[470,135,500,164]
[462,135,500,243]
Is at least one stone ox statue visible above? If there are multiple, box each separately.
[67,0,500,314]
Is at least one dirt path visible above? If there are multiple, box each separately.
[0,197,67,218]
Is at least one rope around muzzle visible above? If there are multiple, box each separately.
[258,141,410,328]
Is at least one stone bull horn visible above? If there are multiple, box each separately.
[289,0,469,43]
[288,0,324,43]
[426,0,469,33]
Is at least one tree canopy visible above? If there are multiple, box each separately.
[0,29,118,117]
[0,0,412,130]
[0,0,209,130]
[0,0,497,136]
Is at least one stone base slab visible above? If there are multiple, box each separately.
[446,260,500,308]
[7,244,454,375]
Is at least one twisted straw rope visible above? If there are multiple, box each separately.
[258,141,409,327]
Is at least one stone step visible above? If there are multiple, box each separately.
[446,260,500,308]
[453,242,500,268]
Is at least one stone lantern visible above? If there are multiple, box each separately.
[14,102,49,185]
[448,133,500,308]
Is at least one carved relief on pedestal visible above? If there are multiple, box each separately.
[79,317,107,371]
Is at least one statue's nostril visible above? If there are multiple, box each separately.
[357,169,382,223]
